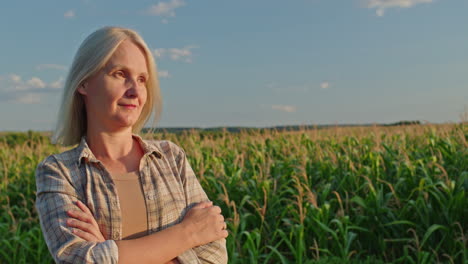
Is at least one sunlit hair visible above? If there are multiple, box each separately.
[53,26,161,146]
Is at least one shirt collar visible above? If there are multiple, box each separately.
[132,134,163,159]
[77,134,163,166]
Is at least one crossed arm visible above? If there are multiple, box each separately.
[66,200,226,264]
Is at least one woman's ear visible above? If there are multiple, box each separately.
[77,82,88,95]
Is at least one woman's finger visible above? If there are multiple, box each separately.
[67,210,93,224]
[67,218,105,242]
[221,229,229,238]
[193,201,213,209]
[67,218,95,234]
[212,206,221,214]
[72,228,98,242]
[67,203,106,242]
[215,214,224,223]
[75,201,101,227]
[75,200,93,215]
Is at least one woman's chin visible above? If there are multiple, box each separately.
[111,116,140,130]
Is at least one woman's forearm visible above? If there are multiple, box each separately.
[66,200,226,263]
[116,223,193,264]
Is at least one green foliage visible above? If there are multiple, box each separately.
[1,125,467,263]
[0,131,50,147]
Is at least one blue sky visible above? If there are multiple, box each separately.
[0,0,467,131]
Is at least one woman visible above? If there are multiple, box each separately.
[35,26,228,264]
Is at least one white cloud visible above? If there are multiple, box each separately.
[10,74,22,83]
[168,48,192,62]
[158,70,171,78]
[64,10,75,18]
[36,64,67,71]
[271,105,297,113]
[267,80,332,92]
[148,0,186,17]
[154,46,197,63]
[16,93,41,104]
[49,77,65,89]
[320,81,330,89]
[8,74,28,90]
[27,77,46,89]
[362,0,433,16]
[153,49,164,58]
[162,19,169,24]
[0,74,64,103]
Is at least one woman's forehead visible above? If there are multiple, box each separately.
[105,40,148,71]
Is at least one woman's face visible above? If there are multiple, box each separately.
[79,40,148,132]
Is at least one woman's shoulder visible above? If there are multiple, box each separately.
[37,145,83,171]
[35,146,85,193]
[141,138,186,159]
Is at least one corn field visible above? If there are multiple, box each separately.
[1,124,467,263]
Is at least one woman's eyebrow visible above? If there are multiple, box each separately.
[105,64,125,71]
[106,64,148,76]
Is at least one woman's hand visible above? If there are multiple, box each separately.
[181,201,228,247]
[66,200,105,242]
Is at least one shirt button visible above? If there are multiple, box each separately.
[146,191,155,200]
[114,231,120,237]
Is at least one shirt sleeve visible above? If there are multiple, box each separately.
[175,146,228,264]
[35,155,118,264]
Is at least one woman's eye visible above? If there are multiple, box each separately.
[138,76,146,83]
[114,71,125,78]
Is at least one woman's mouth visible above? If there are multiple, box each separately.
[119,104,137,109]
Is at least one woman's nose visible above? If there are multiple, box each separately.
[124,77,141,98]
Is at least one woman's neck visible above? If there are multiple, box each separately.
[85,127,135,162]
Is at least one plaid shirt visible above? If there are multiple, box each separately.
[35,135,227,264]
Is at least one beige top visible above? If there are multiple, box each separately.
[112,171,148,240]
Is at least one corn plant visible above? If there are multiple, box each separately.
[1,124,466,263]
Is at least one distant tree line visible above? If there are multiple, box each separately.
[143,120,423,134]
[0,120,424,144]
